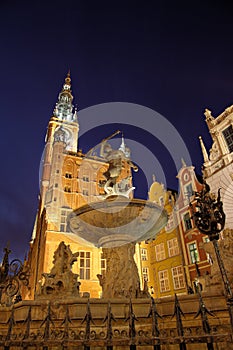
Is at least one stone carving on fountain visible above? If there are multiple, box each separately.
[97,244,150,298]
[37,241,80,299]
[204,229,233,293]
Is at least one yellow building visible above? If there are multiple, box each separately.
[140,178,187,298]
[27,73,133,299]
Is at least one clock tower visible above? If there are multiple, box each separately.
[40,72,79,207]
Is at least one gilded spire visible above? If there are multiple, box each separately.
[53,72,76,122]
[63,70,71,90]
[199,136,209,163]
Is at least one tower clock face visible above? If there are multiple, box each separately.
[54,126,74,151]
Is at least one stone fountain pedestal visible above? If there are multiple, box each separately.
[98,243,143,298]
[68,195,167,298]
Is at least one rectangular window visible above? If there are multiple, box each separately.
[172,266,185,289]
[183,212,192,231]
[141,248,148,261]
[167,238,179,257]
[83,189,89,196]
[100,253,106,277]
[64,186,71,192]
[142,267,149,281]
[79,251,91,280]
[83,176,90,182]
[203,236,210,243]
[155,243,166,261]
[65,173,72,179]
[188,242,199,263]
[223,125,233,153]
[185,183,193,200]
[158,270,170,292]
[60,209,71,232]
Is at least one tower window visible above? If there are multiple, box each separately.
[65,173,72,179]
[64,186,71,192]
[223,125,233,153]
[83,176,90,182]
[83,189,89,196]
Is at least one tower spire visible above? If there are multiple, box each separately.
[199,136,209,163]
[53,72,76,122]
[64,70,71,89]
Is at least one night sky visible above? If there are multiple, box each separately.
[1,1,233,259]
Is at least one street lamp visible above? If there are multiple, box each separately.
[190,180,233,331]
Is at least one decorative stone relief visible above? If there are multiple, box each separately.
[97,243,150,299]
[204,229,233,292]
[37,241,80,298]
[209,141,220,161]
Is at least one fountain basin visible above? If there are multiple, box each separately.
[68,196,167,247]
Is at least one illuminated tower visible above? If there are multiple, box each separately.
[40,72,79,208]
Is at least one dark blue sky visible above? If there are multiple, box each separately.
[1,1,233,259]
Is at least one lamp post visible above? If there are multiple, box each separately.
[190,181,233,331]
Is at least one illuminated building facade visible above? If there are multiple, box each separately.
[140,179,187,298]
[200,106,233,229]
[176,163,211,291]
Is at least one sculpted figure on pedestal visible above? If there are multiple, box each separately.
[37,241,80,298]
[100,140,138,198]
